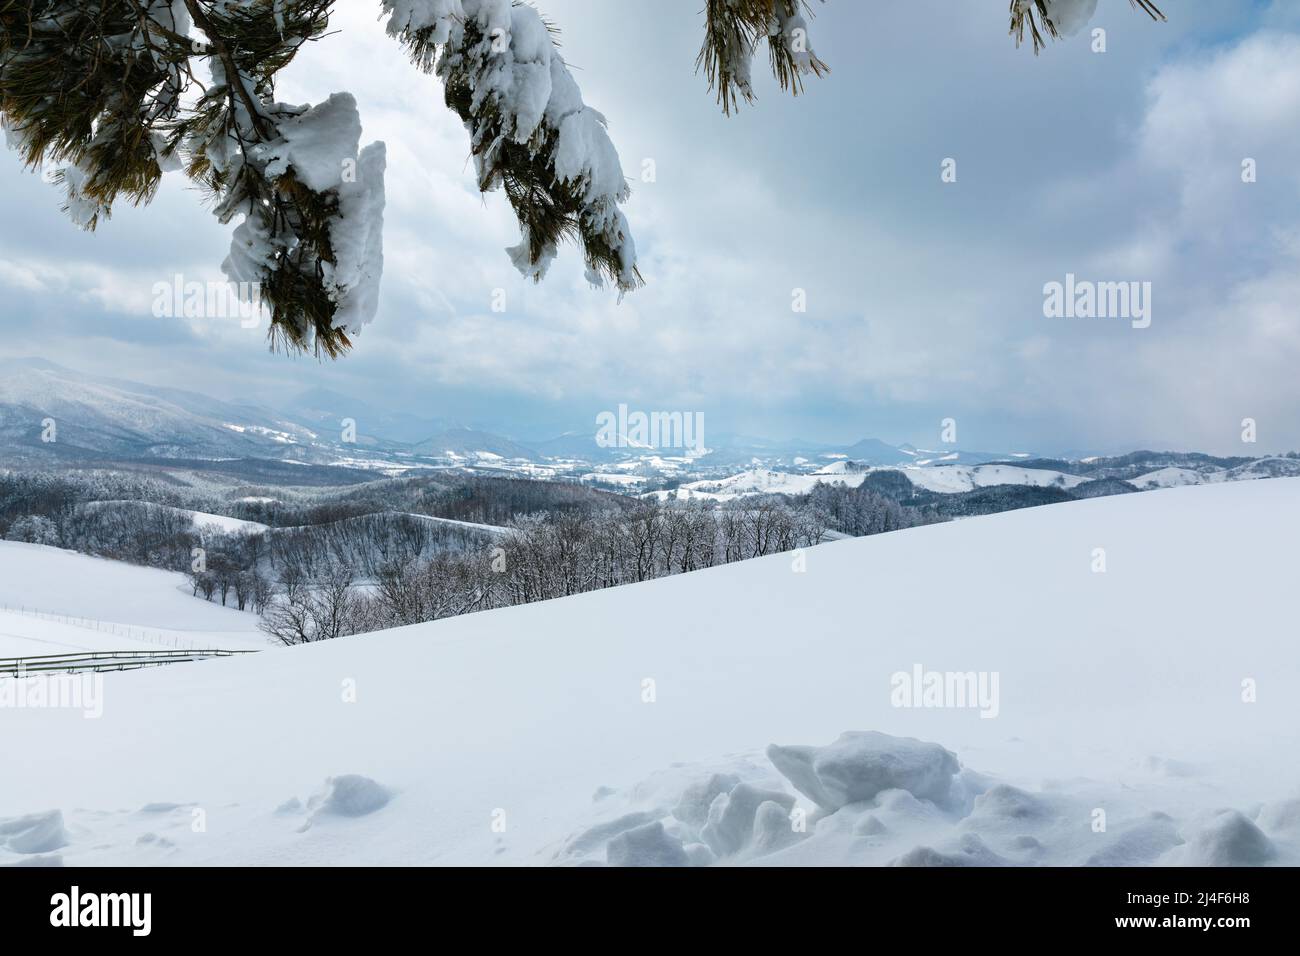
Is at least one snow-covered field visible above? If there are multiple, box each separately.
[652,462,1089,501]
[0,542,269,656]
[656,467,851,500]
[2,480,1298,866]
[893,462,1086,494]
[77,500,269,536]
[1131,458,1300,490]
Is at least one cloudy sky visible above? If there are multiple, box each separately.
[2,0,1299,455]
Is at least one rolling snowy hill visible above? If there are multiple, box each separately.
[0,542,268,657]
[1,480,1298,866]
[653,462,1092,501]
[1130,457,1300,490]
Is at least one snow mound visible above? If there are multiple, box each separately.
[1179,809,1275,866]
[561,733,970,866]
[671,772,740,827]
[606,822,690,867]
[557,811,663,861]
[0,809,68,855]
[750,800,806,855]
[969,784,1053,821]
[700,783,796,858]
[767,731,959,811]
[556,760,797,866]
[855,814,888,836]
[306,775,393,820]
[1257,797,1300,835]
[1084,815,1182,867]
[553,730,1291,868]
[891,833,1010,867]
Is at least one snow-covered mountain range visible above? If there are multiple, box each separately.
[2,357,1297,501]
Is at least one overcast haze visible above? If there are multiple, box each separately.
[1,0,1298,455]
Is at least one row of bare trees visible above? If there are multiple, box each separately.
[257,499,832,645]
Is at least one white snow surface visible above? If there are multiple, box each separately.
[1132,459,1300,490]
[217,86,387,335]
[653,468,861,501]
[896,463,1086,494]
[257,93,387,335]
[655,462,1086,501]
[0,542,265,645]
[260,93,363,194]
[2,481,1298,866]
[1131,467,1208,490]
[0,611,265,658]
[184,509,269,535]
[328,142,387,334]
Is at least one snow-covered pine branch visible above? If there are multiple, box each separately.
[383,0,640,293]
[1010,0,1165,55]
[0,1,1170,358]
[697,0,829,116]
[178,0,386,357]
[0,1,386,357]
[0,1,193,228]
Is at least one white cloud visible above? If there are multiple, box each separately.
[0,258,47,292]
[1140,32,1300,228]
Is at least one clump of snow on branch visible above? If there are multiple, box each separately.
[770,1,822,74]
[698,1,827,116]
[1039,0,1099,37]
[251,93,388,334]
[384,0,639,292]
[201,71,387,339]
[330,142,387,335]
[381,0,464,49]
[260,93,364,193]
[1011,0,1113,51]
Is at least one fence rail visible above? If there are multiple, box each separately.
[0,602,212,651]
[0,648,259,677]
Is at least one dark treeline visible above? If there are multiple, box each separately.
[267,512,499,579]
[801,482,929,536]
[246,474,636,527]
[810,468,1142,520]
[0,470,187,528]
[0,469,633,538]
[0,468,627,556]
